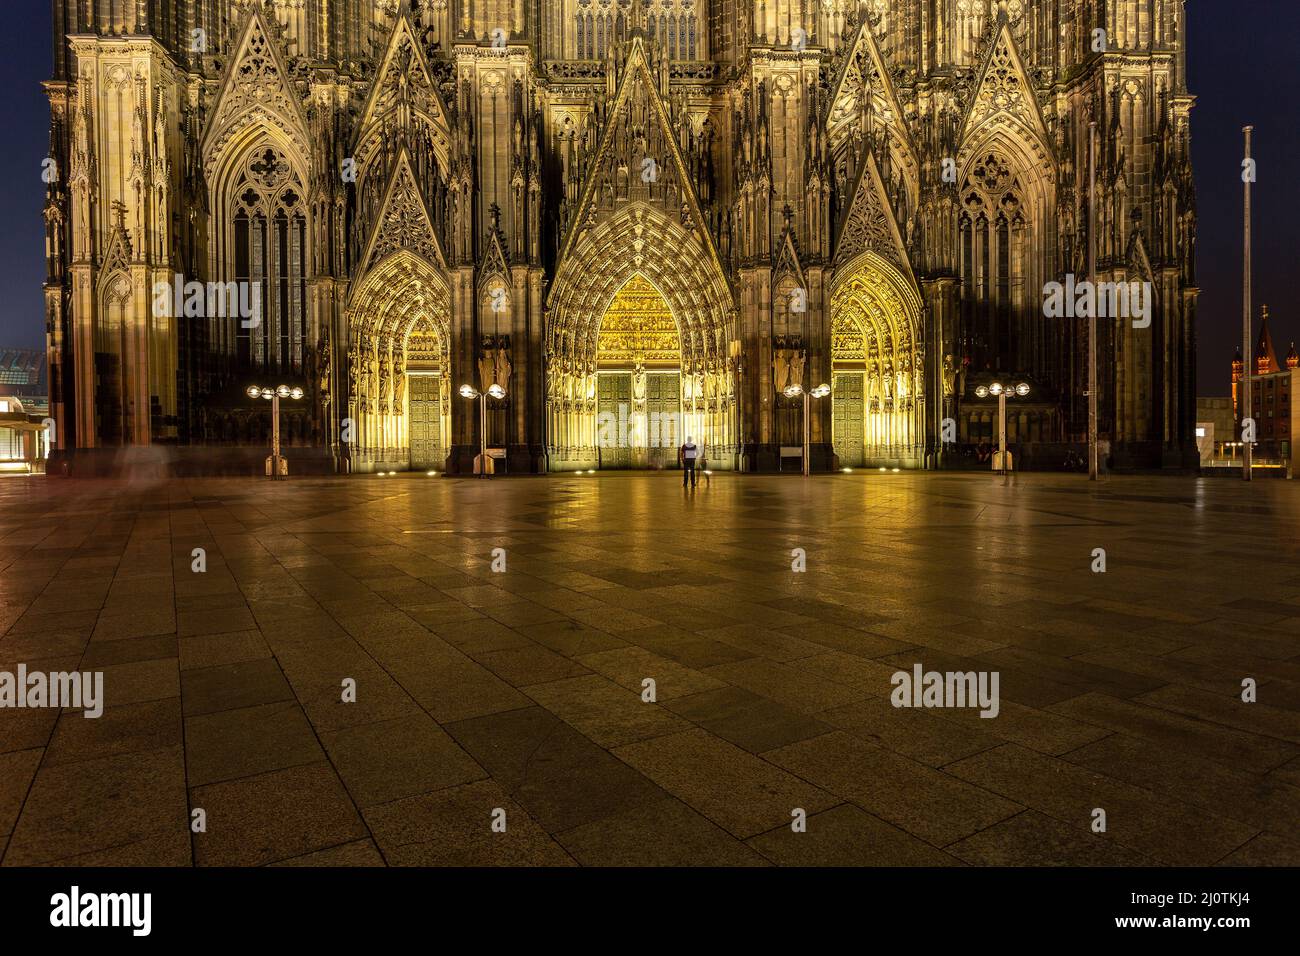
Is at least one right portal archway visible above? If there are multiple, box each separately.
[830,251,927,468]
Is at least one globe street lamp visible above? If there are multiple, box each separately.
[784,382,831,476]
[461,383,506,477]
[974,381,1030,476]
[247,384,304,479]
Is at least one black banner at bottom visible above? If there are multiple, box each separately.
[0,866,1287,943]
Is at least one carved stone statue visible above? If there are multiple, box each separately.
[317,341,332,406]
[347,345,360,400]
[378,351,391,414]
[773,349,791,394]
[942,353,957,398]
[789,349,807,390]
[632,362,646,402]
[493,346,513,392]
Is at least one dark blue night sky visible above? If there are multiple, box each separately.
[0,1,1295,396]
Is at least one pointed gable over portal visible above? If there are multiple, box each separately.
[358,146,449,277]
[560,36,722,275]
[833,146,915,282]
[202,5,310,180]
[354,11,453,172]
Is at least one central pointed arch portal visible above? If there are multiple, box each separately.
[546,204,737,471]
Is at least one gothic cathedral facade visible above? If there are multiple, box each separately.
[42,0,1198,475]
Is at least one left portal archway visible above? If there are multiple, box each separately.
[346,251,451,473]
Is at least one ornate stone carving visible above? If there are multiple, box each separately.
[203,7,309,180]
[361,149,447,273]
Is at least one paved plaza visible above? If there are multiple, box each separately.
[0,471,1297,867]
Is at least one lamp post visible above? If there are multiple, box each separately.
[247,384,304,479]
[460,382,506,477]
[975,381,1030,477]
[784,382,831,476]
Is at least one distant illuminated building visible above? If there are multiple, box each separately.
[0,347,51,472]
[1230,306,1298,471]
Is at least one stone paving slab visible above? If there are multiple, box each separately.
[0,472,1298,866]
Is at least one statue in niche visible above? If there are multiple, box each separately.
[378,351,391,413]
[789,349,807,391]
[632,362,646,402]
[43,198,64,267]
[942,353,957,398]
[393,356,406,412]
[478,349,495,392]
[493,345,513,392]
[347,345,360,400]
[317,341,332,407]
[773,349,790,394]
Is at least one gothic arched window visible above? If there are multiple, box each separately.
[227,145,309,372]
[958,151,1027,373]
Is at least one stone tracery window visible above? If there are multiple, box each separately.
[574,0,697,59]
[955,0,990,65]
[958,151,1027,373]
[647,0,698,60]
[228,145,309,372]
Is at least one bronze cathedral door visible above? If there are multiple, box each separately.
[408,374,441,470]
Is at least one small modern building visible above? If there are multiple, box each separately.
[0,348,51,472]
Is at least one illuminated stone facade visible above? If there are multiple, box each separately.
[42,0,1199,474]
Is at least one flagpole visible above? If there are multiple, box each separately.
[1088,120,1098,481]
[1242,126,1253,482]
